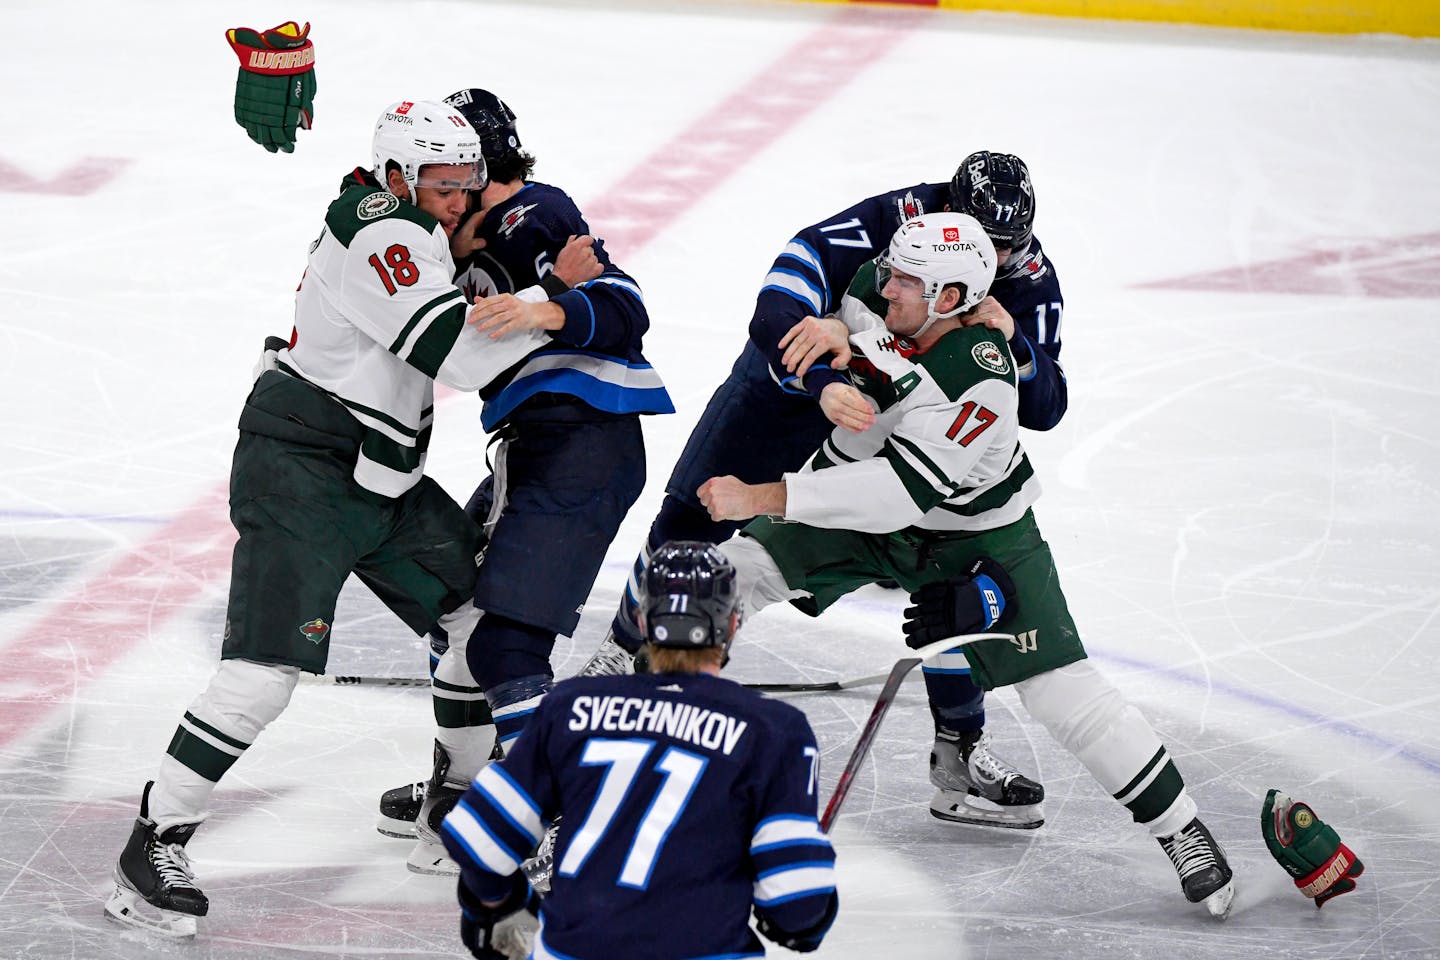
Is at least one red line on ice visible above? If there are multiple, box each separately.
[0,5,924,749]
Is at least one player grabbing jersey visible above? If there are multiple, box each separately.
[439,542,837,960]
[104,100,550,939]
[698,213,1235,919]
[386,88,674,877]
[581,152,1057,829]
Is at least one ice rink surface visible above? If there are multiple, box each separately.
[2,0,1438,957]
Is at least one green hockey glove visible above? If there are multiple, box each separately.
[1262,788,1364,908]
[225,21,316,153]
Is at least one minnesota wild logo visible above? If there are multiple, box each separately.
[299,618,330,645]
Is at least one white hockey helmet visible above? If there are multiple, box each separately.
[879,213,997,337]
[372,99,487,201]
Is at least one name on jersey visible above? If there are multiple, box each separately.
[568,695,749,756]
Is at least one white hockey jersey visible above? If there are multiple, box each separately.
[782,270,1041,535]
[280,183,548,497]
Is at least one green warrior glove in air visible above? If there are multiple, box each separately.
[225,21,316,154]
[1261,788,1364,908]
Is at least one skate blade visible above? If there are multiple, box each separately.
[376,815,419,839]
[406,840,459,876]
[929,790,1044,830]
[1202,879,1236,920]
[103,883,199,939]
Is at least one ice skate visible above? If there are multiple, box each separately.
[376,779,426,838]
[407,743,464,876]
[103,782,207,939]
[1159,817,1235,919]
[928,729,1044,829]
[576,631,636,677]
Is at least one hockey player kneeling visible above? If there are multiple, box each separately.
[1262,789,1364,908]
[438,542,837,960]
[696,213,1235,918]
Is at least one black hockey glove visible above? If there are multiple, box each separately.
[225,21,316,153]
[457,870,530,960]
[903,557,1016,649]
[755,890,838,953]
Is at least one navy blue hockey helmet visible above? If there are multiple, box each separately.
[443,88,523,164]
[949,151,1035,252]
[638,541,742,652]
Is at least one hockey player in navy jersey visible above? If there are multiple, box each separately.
[439,541,838,960]
[387,88,675,875]
[580,152,1057,830]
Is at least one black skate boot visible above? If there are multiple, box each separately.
[376,780,427,838]
[929,728,1045,829]
[407,742,466,876]
[1159,817,1235,918]
[103,782,207,938]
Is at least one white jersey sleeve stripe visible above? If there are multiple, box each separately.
[475,763,546,843]
[753,864,838,906]
[578,275,645,303]
[441,799,523,876]
[761,269,824,313]
[752,816,829,853]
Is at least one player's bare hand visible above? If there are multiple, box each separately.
[469,293,565,338]
[960,296,1016,341]
[779,315,852,379]
[697,476,785,522]
[820,382,875,433]
[552,234,602,287]
[450,209,487,261]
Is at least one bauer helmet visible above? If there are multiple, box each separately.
[443,88,523,166]
[372,99,487,200]
[638,541,742,653]
[949,151,1035,252]
[878,213,997,337]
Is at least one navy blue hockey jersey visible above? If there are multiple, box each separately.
[455,182,674,430]
[749,182,1068,430]
[440,672,837,960]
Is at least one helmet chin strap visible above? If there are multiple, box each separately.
[911,300,963,340]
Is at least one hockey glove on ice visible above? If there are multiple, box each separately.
[1262,788,1364,908]
[457,870,531,959]
[903,556,1015,649]
[754,890,838,953]
[225,21,316,153]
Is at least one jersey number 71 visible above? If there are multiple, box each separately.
[559,738,708,890]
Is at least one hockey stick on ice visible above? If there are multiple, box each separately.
[302,674,434,687]
[746,631,1015,695]
[305,632,1014,694]
[819,633,1008,832]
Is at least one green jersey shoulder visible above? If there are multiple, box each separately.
[324,184,440,248]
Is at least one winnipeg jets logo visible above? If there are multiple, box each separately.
[497,202,538,238]
[895,191,925,225]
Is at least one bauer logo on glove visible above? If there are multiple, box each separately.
[225,21,317,153]
[1261,788,1364,908]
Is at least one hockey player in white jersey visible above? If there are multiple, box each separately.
[698,213,1236,918]
[103,100,552,939]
